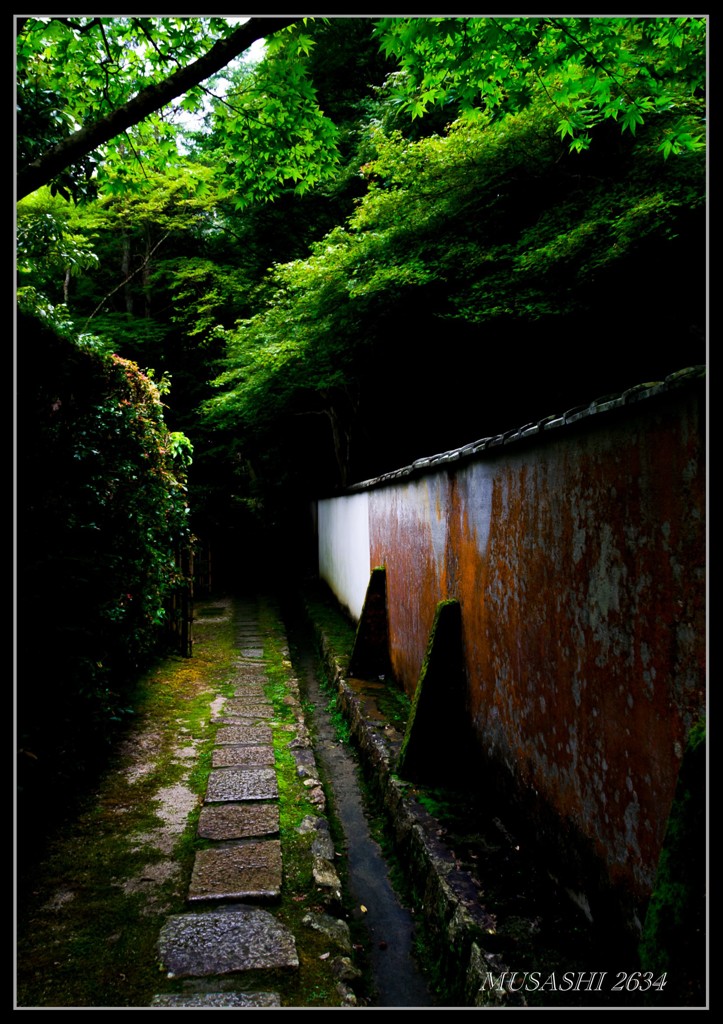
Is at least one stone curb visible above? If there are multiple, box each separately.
[312,626,520,1007]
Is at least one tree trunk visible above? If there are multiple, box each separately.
[121,232,134,314]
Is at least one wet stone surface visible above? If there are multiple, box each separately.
[212,744,275,768]
[151,992,281,1007]
[292,747,318,776]
[188,841,283,901]
[231,672,269,688]
[206,766,278,802]
[215,725,273,746]
[151,601,365,1006]
[313,854,341,890]
[222,699,273,715]
[302,911,353,952]
[158,905,298,977]
[231,669,267,683]
[310,822,335,860]
[232,687,268,701]
[229,667,266,684]
[197,802,280,841]
[214,715,274,727]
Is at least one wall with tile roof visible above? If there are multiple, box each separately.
[316,366,706,935]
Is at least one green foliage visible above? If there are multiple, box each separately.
[94,160,218,227]
[16,14,707,589]
[16,169,224,348]
[16,16,344,209]
[200,80,704,493]
[17,311,193,766]
[16,16,235,200]
[150,256,250,341]
[17,286,83,342]
[210,29,341,208]
[16,16,705,210]
[374,17,706,155]
[17,189,100,285]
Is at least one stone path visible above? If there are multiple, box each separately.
[151,601,332,1008]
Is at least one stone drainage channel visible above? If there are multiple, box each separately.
[286,624,433,1008]
[152,597,434,1008]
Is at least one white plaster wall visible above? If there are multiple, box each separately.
[317,493,370,621]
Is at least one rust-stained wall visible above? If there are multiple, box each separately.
[317,372,706,933]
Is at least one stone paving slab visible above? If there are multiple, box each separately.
[198,802,280,840]
[188,841,282,901]
[212,706,274,727]
[206,766,278,802]
[213,717,267,728]
[232,688,268,702]
[159,906,298,977]
[230,686,268,700]
[215,724,272,746]
[151,992,281,1007]
[238,648,265,659]
[231,669,269,685]
[222,699,274,717]
[212,744,275,768]
[213,715,275,728]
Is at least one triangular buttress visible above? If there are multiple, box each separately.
[348,566,391,681]
[397,599,474,783]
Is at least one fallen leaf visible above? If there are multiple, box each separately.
[360,905,368,913]
[319,952,330,960]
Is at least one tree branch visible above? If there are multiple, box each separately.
[82,231,171,330]
[17,17,297,201]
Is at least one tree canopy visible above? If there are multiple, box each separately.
[200,90,705,487]
[16,13,707,550]
[17,16,705,202]
[16,17,295,200]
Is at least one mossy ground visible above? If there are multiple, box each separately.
[15,619,230,1008]
[14,594,363,1009]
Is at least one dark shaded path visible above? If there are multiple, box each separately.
[154,595,435,1007]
